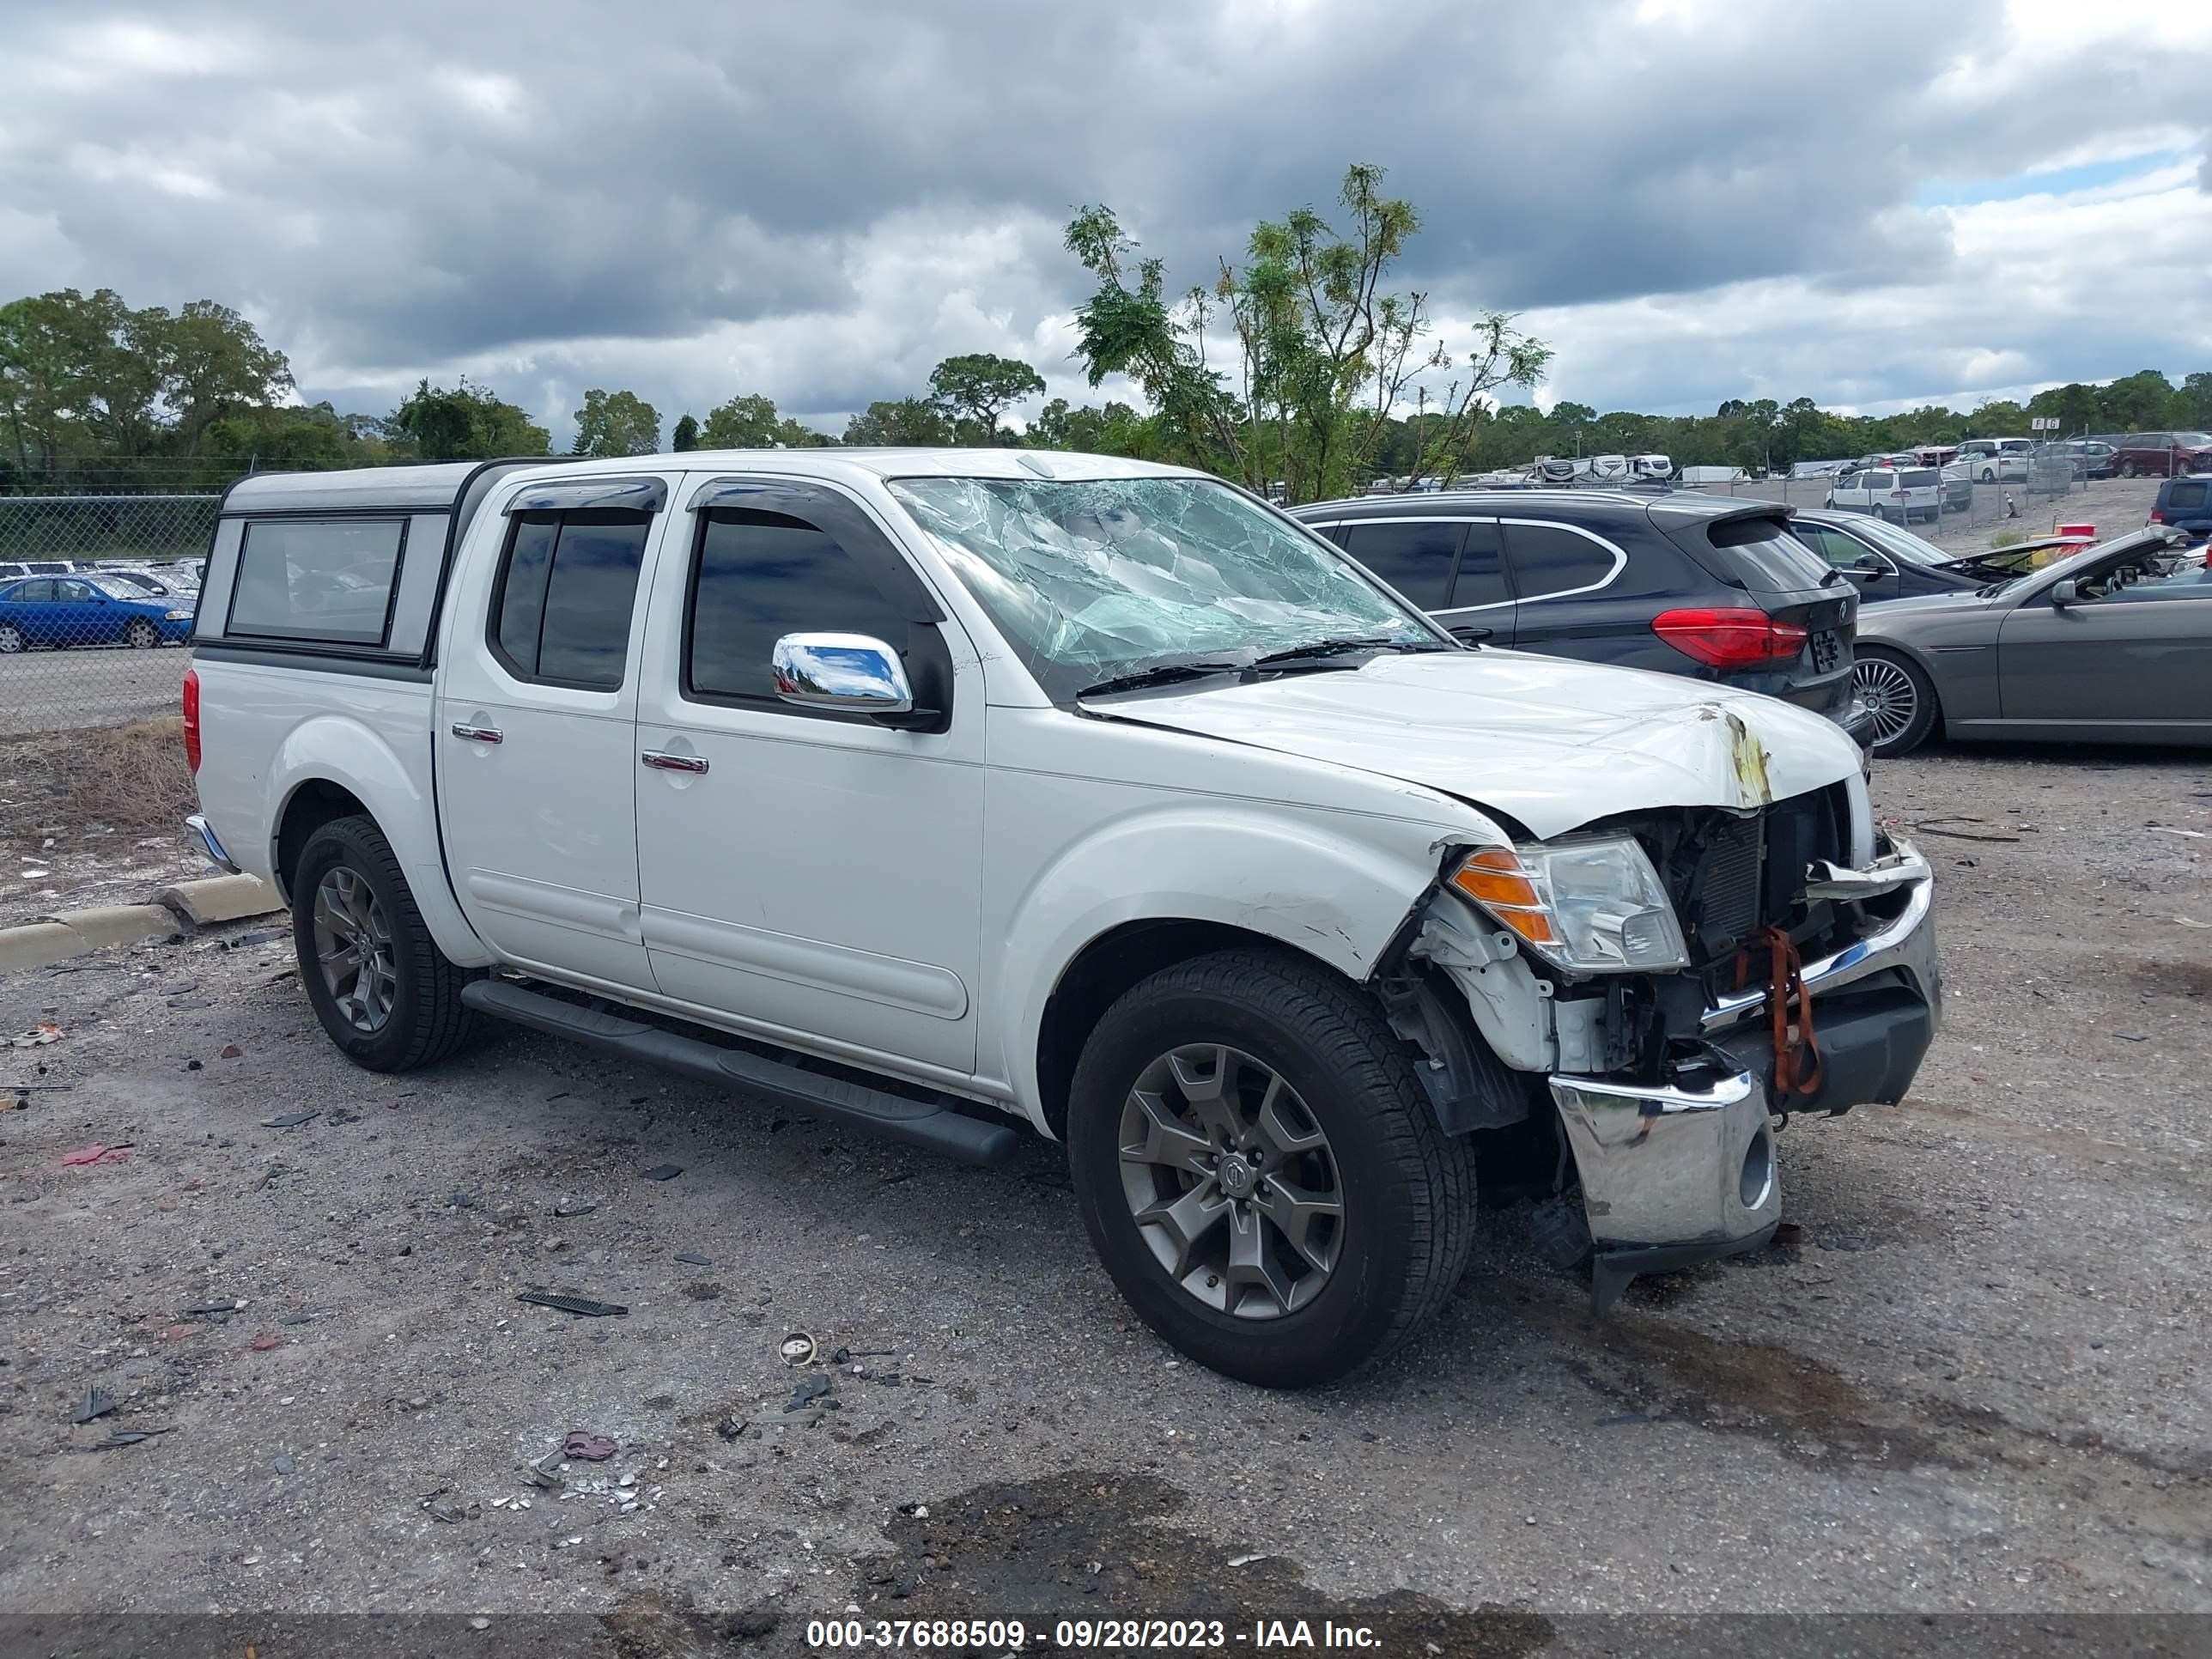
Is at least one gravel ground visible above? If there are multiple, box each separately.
[0,745,2206,1653]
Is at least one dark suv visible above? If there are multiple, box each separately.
[1290,489,1861,733]
[2150,474,2212,540]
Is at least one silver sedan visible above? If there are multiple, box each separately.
[1852,526,2212,757]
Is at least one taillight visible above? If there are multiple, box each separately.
[2149,509,2166,524]
[182,667,201,774]
[1651,608,1808,669]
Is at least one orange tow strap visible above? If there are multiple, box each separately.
[1764,924,1823,1097]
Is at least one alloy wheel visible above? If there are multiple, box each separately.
[1118,1043,1344,1320]
[1852,657,1919,747]
[312,865,398,1033]
[0,626,22,654]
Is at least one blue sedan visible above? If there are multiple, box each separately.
[0,574,197,653]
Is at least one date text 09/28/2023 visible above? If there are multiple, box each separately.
[805,1615,1383,1648]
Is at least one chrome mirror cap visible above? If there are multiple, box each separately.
[771,632,915,714]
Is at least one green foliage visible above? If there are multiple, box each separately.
[0,287,294,476]
[391,377,550,460]
[571,386,660,457]
[927,353,1046,439]
[1024,398,1146,453]
[843,398,956,446]
[1066,166,1547,501]
[671,412,700,452]
[700,392,830,449]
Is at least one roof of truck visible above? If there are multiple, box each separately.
[221,449,1197,515]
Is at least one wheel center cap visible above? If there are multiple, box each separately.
[1217,1153,1256,1199]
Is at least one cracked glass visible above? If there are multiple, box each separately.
[888,476,1437,702]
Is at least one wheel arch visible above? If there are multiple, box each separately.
[1855,638,1947,741]
[265,714,491,966]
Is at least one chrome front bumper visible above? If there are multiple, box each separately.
[1548,836,1939,1304]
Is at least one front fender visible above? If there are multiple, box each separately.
[994,801,1498,1128]
[268,711,491,967]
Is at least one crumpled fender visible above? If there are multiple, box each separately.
[992,799,1510,1130]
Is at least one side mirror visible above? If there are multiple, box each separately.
[771,632,915,715]
[2049,580,2079,607]
[1448,623,1494,643]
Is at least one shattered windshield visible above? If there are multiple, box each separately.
[888,475,1441,701]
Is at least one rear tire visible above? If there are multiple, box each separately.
[291,813,477,1072]
[1854,647,1939,758]
[1066,947,1476,1388]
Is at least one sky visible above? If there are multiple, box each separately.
[3,0,2210,448]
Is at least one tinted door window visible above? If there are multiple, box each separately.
[1340,520,1463,610]
[489,509,649,690]
[1502,523,1620,600]
[10,580,54,602]
[687,509,912,705]
[1449,521,1510,607]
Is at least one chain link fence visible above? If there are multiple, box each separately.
[0,492,217,738]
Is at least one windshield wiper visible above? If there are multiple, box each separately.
[1250,635,1445,667]
[1075,661,1249,699]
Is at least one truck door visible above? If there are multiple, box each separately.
[434,475,672,991]
[632,478,984,1077]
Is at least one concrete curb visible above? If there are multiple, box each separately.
[0,876,283,977]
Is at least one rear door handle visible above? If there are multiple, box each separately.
[450,722,503,744]
[641,750,708,774]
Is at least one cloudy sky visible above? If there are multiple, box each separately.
[5,0,2210,447]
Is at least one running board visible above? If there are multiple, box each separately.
[461,979,1019,1167]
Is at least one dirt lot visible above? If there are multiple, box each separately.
[0,744,2206,1652]
[0,722,211,931]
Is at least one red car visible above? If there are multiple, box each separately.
[2108,431,2212,478]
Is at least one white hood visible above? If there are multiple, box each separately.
[1086,651,1863,840]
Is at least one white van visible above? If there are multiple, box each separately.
[1826,464,1942,525]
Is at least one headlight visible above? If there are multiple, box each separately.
[165,609,192,620]
[1447,836,1688,973]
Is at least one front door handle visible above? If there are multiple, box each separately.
[641,750,708,775]
[450,722,503,744]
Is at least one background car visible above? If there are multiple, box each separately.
[1851,527,2210,757]
[1826,463,1943,524]
[0,574,196,653]
[1959,438,2035,482]
[1290,489,1862,734]
[1789,508,1987,603]
[2149,473,2212,541]
[2034,439,2118,480]
[91,565,196,600]
[2108,431,2212,478]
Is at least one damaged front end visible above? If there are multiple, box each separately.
[1389,788,1941,1309]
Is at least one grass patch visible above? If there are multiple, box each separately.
[64,715,198,839]
[1988,529,2026,549]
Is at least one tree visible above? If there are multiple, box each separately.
[159,300,293,456]
[701,392,830,449]
[571,386,660,457]
[389,377,550,460]
[927,354,1045,440]
[671,412,700,452]
[1064,205,1240,469]
[843,398,954,446]
[1024,397,1144,454]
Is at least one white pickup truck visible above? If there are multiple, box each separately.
[181,449,1940,1386]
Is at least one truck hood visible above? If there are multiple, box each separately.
[1085,650,1863,840]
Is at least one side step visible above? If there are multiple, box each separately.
[461,979,1020,1167]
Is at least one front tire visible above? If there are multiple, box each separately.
[125,618,161,649]
[2118,460,2136,479]
[1066,948,1476,1388]
[291,814,476,1072]
[1853,647,1940,757]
